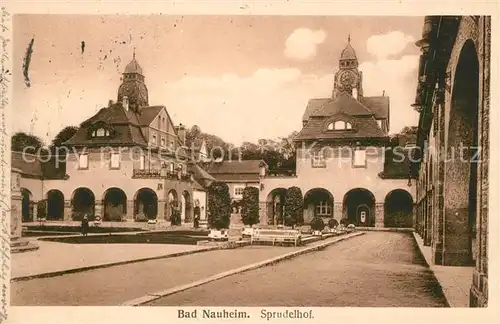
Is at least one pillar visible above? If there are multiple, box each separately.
[95,200,103,220]
[333,202,343,222]
[375,202,384,228]
[126,200,134,221]
[10,170,23,238]
[32,203,38,221]
[259,201,267,225]
[64,200,72,221]
[158,200,166,221]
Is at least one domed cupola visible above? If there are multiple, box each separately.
[117,51,149,112]
[339,35,358,69]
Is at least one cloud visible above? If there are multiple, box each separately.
[366,31,416,59]
[284,28,326,61]
[158,69,332,145]
[359,54,420,133]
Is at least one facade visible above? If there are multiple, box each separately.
[411,16,490,307]
[259,38,416,227]
[14,55,209,225]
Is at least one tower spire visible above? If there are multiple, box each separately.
[348,34,351,44]
[133,46,136,60]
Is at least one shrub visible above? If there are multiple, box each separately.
[284,215,296,228]
[37,200,47,219]
[241,187,259,227]
[171,209,181,226]
[310,217,325,231]
[328,218,339,229]
[284,186,304,226]
[340,218,349,226]
[207,182,231,230]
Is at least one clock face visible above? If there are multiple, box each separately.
[339,71,356,86]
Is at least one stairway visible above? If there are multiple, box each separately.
[11,236,39,253]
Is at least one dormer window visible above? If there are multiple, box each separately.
[91,125,112,138]
[327,121,352,131]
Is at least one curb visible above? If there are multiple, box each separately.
[411,232,451,308]
[11,246,219,282]
[123,231,365,306]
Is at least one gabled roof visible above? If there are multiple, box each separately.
[137,106,164,126]
[294,115,387,141]
[11,151,67,179]
[206,160,266,175]
[188,163,216,188]
[311,92,373,117]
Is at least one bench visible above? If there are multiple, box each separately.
[251,229,302,247]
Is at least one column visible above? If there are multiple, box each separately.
[259,201,267,225]
[333,202,343,222]
[32,203,38,221]
[157,200,166,222]
[64,200,72,221]
[126,200,135,221]
[375,202,384,228]
[94,200,103,220]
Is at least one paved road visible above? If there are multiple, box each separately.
[146,232,448,307]
[11,245,301,306]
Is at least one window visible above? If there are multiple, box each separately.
[169,162,174,172]
[139,155,145,170]
[152,135,157,145]
[329,121,352,131]
[353,149,366,167]
[161,137,166,147]
[158,118,161,129]
[78,153,89,169]
[96,128,105,137]
[170,141,174,149]
[110,153,120,169]
[315,201,332,216]
[327,123,334,130]
[377,120,383,129]
[346,122,352,129]
[234,186,245,197]
[334,121,344,129]
[311,150,326,168]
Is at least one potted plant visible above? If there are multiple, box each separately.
[328,218,339,233]
[310,217,325,236]
[347,223,356,232]
[37,200,47,226]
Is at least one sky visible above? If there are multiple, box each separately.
[13,15,423,146]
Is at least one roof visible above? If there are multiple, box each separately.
[206,160,266,175]
[11,151,67,179]
[188,164,216,188]
[340,43,357,60]
[210,173,261,182]
[303,98,329,122]
[311,92,373,117]
[294,115,387,141]
[137,106,164,126]
[124,58,143,75]
[360,96,389,119]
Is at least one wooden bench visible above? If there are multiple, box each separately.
[251,229,302,247]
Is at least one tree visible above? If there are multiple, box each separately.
[52,126,79,148]
[284,186,304,228]
[11,132,44,154]
[207,182,231,229]
[240,186,259,227]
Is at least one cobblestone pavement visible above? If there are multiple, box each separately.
[11,245,301,306]
[146,232,449,307]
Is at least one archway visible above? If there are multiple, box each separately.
[384,189,414,228]
[343,188,375,226]
[182,191,192,222]
[21,188,33,222]
[444,39,479,265]
[103,188,127,221]
[304,188,334,224]
[134,188,158,221]
[266,188,287,225]
[47,190,64,220]
[71,187,95,221]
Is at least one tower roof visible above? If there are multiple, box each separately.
[340,35,357,60]
[124,55,143,75]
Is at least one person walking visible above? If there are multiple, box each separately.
[81,214,89,236]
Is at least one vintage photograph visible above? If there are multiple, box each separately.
[6,14,489,309]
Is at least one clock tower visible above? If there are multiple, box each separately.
[117,51,149,112]
[332,35,363,99]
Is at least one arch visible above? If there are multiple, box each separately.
[47,189,64,220]
[167,189,179,223]
[266,188,287,226]
[103,187,127,221]
[21,188,34,222]
[134,188,158,221]
[384,189,414,228]
[444,39,479,265]
[303,188,334,224]
[71,187,95,221]
[342,188,375,226]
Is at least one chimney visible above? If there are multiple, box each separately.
[108,100,114,107]
[382,90,385,97]
[123,96,129,111]
[177,123,186,145]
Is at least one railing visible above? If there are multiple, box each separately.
[132,169,192,182]
[266,168,297,177]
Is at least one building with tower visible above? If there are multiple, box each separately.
[259,37,416,227]
[13,54,213,225]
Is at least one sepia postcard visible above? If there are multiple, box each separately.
[0,1,498,324]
